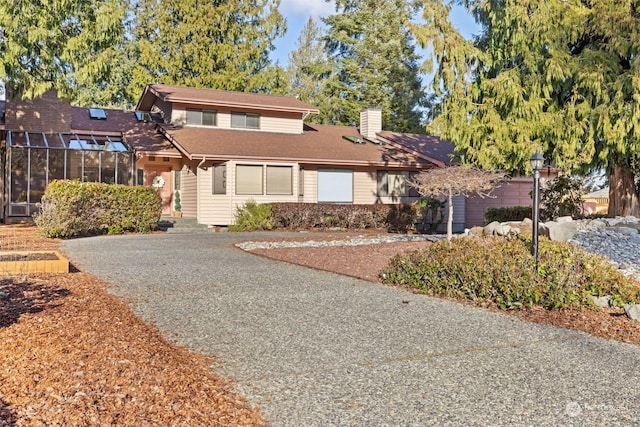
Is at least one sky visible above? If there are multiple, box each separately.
[271,0,480,65]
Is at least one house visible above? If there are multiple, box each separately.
[2,84,535,230]
[133,84,459,226]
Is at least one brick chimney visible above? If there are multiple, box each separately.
[359,107,382,139]
[4,89,72,132]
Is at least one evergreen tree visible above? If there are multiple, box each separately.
[285,18,334,122]
[132,0,286,94]
[322,0,426,132]
[0,0,127,100]
[416,0,640,216]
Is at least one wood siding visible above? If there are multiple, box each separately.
[180,166,198,218]
[169,104,303,134]
[465,178,534,227]
[196,166,233,225]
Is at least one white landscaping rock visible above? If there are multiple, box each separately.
[624,304,640,322]
[591,295,611,308]
[556,216,574,223]
[546,220,578,242]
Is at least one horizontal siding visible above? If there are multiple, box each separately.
[181,168,197,218]
[465,179,533,227]
[197,167,232,225]
[301,168,317,203]
[260,116,303,134]
[169,104,303,134]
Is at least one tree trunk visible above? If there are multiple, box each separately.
[608,163,640,217]
[447,188,454,242]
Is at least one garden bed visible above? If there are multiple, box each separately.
[0,250,69,274]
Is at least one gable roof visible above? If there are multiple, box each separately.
[377,131,457,167]
[136,84,320,115]
[158,123,437,168]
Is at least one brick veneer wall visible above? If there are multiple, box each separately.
[4,90,72,132]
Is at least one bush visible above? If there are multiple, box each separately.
[380,235,640,310]
[34,180,162,238]
[270,203,417,232]
[484,206,532,225]
[540,175,585,221]
[229,200,273,232]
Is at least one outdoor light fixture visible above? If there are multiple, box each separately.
[530,151,545,272]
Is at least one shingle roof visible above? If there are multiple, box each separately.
[377,131,457,166]
[71,107,179,155]
[136,84,320,114]
[160,123,437,168]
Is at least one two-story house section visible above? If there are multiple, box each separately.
[135,84,448,226]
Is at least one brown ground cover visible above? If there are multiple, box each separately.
[2,225,640,426]
[0,224,267,426]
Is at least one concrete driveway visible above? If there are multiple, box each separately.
[61,232,640,426]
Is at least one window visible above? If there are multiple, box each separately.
[317,169,353,203]
[377,171,419,197]
[186,109,217,126]
[212,163,226,195]
[266,166,292,195]
[174,170,181,191]
[231,112,259,129]
[236,165,262,195]
[89,108,107,120]
[135,111,151,122]
[137,169,144,185]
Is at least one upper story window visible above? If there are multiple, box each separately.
[186,108,217,126]
[231,112,259,129]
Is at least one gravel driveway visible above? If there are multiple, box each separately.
[61,232,640,426]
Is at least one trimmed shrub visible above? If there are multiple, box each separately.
[484,206,532,225]
[380,235,640,310]
[229,200,273,232]
[270,203,418,232]
[34,180,162,238]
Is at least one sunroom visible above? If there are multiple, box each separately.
[3,131,135,217]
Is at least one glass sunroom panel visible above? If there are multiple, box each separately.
[49,149,66,181]
[10,147,28,203]
[67,151,83,181]
[84,151,100,182]
[101,152,117,184]
[30,149,47,203]
[116,153,133,185]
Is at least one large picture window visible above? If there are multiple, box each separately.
[266,166,292,195]
[317,169,353,203]
[231,112,260,129]
[236,165,263,195]
[377,171,419,197]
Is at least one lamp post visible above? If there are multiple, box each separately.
[530,151,545,272]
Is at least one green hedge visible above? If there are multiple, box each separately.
[380,235,640,310]
[484,206,532,225]
[34,180,162,238]
[270,203,417,232]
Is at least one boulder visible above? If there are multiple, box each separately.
[591,295,611,308]
[468,226,484,236]
[483,221,501,235]
[556,216,574,223]
[624,304,640,322]
[545,221,578,242]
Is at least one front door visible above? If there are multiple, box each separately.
[145,166,172,215]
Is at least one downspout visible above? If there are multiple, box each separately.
[198,157,207,169]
